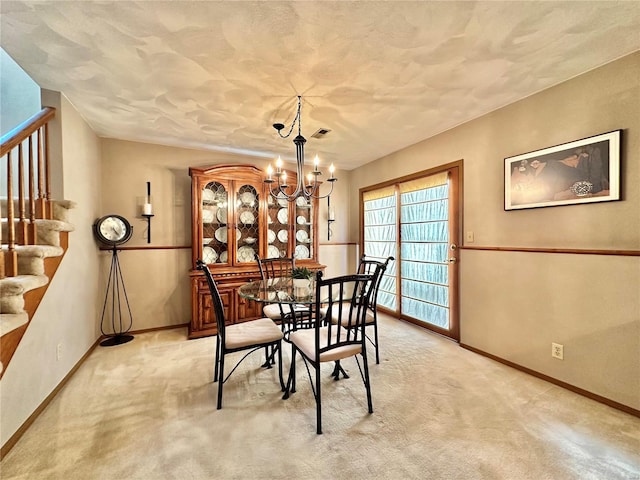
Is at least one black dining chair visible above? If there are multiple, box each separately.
[285,271,375,434]
[196,260,285,409]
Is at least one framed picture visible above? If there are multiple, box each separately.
[504,130,621,210]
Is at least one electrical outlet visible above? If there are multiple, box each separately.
[56,343,62,361]
[551,342,563,360]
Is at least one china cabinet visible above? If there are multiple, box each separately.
[189,164,324,338]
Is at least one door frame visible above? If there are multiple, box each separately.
[359,160,463,341]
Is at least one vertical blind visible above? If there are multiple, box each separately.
[362,171,449,327]
[363,186,397,310]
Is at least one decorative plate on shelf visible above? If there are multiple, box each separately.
[202,209,214,223]
[296,215,306,225]
[277,208,288,224]
[267,245,280,258]
[296,229,309,242]
[240,191,256,205]
[202,188,215,203]
[215,227,227,243]
[203,246,217,264]
[294,244,310,260]
[245,237,257,244]
[296,196,308,207]
[237,246,256,263]
[277,229,288,242]
[268,229,276,244]
[239,211,255,224]
[268,196,274,205]
[219,250,228,263]
[203,237,214,244]
[277,193,288,207]
[216,208,227,224]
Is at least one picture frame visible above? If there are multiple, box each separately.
[504,130,621,210]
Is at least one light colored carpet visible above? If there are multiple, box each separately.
[1,314,639,479]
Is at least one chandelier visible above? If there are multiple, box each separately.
[265,96,337,201]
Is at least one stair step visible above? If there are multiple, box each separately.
[0,312,28,336]
[0,198,76,222]
[1,244,65,275]
[0,274,49,314]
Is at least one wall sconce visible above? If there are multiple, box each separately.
[327,197,335,241]
[141,181,154,243]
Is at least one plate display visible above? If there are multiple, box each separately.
[203,246,217,264]
[296,229,309,242]
[267,245,280,258]
[240,191,256,205]
[296,196,308,207]
[219,251,228,263]
[294,244,310,260]
[277,194,288,207]
[277,229,288,242]
[215,227,227,243]
[277,208,288,224]
[202,209,214,223]
[239,211,254,224]
[237,246,255,263]
[296,215,306,225]
[203,189,215,202]
[267,229,276,244]
[216,208,227,224]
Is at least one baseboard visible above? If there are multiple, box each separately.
[460,343,639,418]
[0,323,189,459]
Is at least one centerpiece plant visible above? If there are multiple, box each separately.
[291,266,313,281]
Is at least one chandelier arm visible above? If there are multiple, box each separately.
[277,96,302,139]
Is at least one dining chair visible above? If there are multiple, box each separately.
[196,260,284,409]
[254,254,316,331]
[285,271,375,434]
[324,254,394,364]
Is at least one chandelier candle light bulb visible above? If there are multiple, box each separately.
[264,95,337,201]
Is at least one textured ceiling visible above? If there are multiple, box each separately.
[1,1,639,170]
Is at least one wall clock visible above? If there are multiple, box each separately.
[93,214,133,246]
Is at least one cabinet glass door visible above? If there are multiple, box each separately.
[236,184,260,264]
[267,192,290,259]
[202,181,229,265]
[293,196,313,261]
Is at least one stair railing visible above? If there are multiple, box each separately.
[1,107,56,278]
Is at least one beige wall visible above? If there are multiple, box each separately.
[99,139,353,331]
[350,52,640,410]
[1,92,103,446]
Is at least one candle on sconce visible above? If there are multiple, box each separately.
[143,181,153,215]
[329,164,335,179]
[266,164,273,181]
[275,156,283,173]
[329,207,335,221]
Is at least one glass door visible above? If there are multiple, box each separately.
[362,164,460,340]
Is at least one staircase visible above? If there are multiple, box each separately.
[1,107,74,378]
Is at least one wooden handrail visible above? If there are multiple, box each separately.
[1,107,56,278]
[0,107,55,155]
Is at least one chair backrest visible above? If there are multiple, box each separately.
[314,271,374,355]
[255,254,296,280]
[357,254,394,311]
[196,259,226,340]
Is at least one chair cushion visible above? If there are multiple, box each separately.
[323,303,375,326]
[225,318,283,350]
[289,327,362,363]
[263,303,310,321]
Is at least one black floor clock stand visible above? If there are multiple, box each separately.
[100,245,134,347]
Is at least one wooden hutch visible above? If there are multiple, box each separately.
[189,164,324,338]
